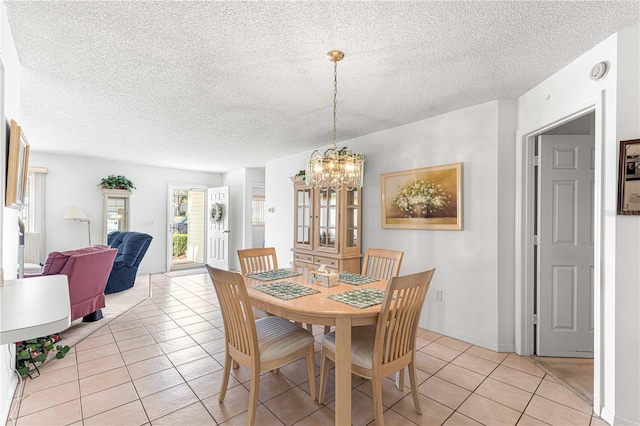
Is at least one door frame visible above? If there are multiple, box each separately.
[515,94,604,412]
[166,183,208,271]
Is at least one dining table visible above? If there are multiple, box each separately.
[243,268,388,426]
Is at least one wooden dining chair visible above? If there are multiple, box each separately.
[238,247,278,275]
[362,248,404,281]
[362,248,406,388]
[206,266,317,426]
[318,269,435,426]
[238,247,314,334]
[323,248,404,335]
[237,248,278,320]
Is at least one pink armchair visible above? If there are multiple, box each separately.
[27,246,117,322]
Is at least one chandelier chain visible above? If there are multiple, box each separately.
[333,59,338,150]
[306,50,364,191]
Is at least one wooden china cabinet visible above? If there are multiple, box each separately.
[291,177,362,273]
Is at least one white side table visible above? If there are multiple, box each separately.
[0,275,71,344]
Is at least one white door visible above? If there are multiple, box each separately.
[207,186,229,270]
[537,135,594,357]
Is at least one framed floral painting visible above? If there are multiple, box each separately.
[381,162,463,230]
[5,119,30,209]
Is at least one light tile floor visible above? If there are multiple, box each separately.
[7,271,606,425]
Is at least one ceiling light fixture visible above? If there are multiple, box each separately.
[306,50,364,191]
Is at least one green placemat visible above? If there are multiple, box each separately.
[246,269,302,281]
[338,272,379,286]
[328,288,386,309]
[253,281,320,301]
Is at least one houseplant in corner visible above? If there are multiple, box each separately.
[98,175,136,190]
[16,334,70,378]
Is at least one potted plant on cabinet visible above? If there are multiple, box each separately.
[98,175,136,191]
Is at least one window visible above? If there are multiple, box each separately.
[18,167,47,263]
[19,168,47,233]
[252,196,265,226]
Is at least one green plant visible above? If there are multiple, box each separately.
[98,175,136,190]
[294,169,306,178]
[210,203,223,222]
[16,334,69,376]
[172,233,187,257]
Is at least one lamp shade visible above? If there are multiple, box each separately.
[62,205,88,221]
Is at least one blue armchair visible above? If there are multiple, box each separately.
[104,231,153,294]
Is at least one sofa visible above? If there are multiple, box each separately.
[104,231,153,294]
[27,245,117,322]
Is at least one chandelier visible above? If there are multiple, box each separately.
[306,50,365,191]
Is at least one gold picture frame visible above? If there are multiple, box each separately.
[381,162,463,230]
[617,138,640,215]
[5,119,30,209]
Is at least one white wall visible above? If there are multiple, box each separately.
[0,3,21,422]
[266,100,517,352]
[28,152,222,274]
[517,24,639,425]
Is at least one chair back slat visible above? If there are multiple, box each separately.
[207,266,258,358]
[238,248,279,275]
[375,269,435,366]
[362,248,404,281]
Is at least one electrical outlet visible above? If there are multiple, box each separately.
[142,220,155,226]
[435,290,443,302]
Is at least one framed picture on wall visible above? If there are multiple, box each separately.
[617,138,640,215]
[381,162,463,230]
[5,119,30,209]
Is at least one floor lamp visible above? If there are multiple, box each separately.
[63,205,92,246]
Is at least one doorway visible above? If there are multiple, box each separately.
[535,114,595,357]
[530,112,595,401]
[169,187,206,270]
[251,184,265,248]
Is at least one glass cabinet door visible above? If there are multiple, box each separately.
[345,189,359,248]
[294,185,312,249]
[317,187,338,252]
[103,189,131,244]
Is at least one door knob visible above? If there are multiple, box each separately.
[224,230,231,233]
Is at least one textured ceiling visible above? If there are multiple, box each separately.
[4,1,639,173]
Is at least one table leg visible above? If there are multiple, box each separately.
[334,317,352,425]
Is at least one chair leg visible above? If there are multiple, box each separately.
[82,310,103,322]
[305,343,317,401]
[372,377,385,425]
[408,361,422,415]
[247,366,261,426]
[395,367,405,391]
[219,353,232,402]
[318,348,331,404]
